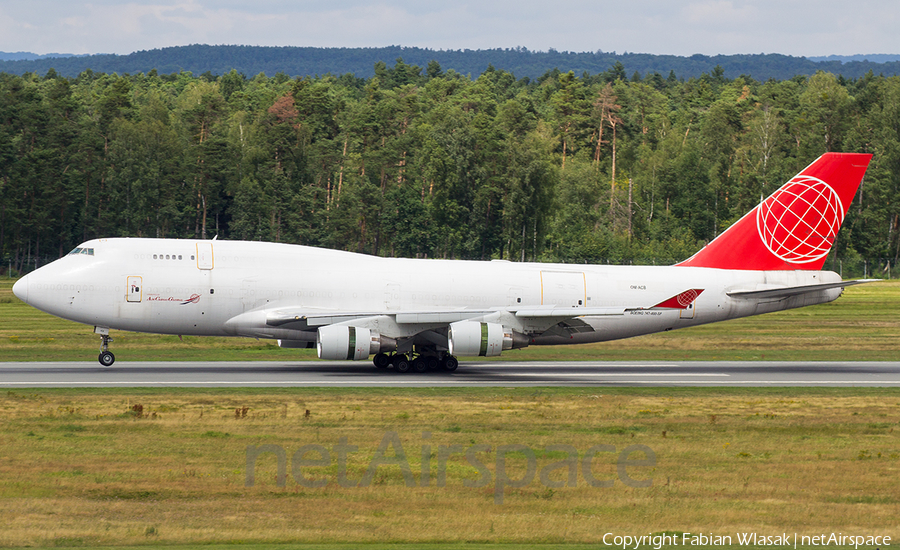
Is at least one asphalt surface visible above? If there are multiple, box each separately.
[1,360,900,387]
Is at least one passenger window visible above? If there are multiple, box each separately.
[178,255,182,260]
[166,255,170,260]
[153,254,158,259]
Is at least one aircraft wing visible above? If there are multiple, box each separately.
[513,289,704,318]
[726,279,878,300]
[511,306,627,318]
[265,308,496,329]
[227,289,706,339]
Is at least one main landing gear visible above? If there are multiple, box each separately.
[98,333,115,366]
[373,351,459,373]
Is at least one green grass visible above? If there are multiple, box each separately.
[2,278,900,361]
[0,388,897,546]
[4,277,898,548]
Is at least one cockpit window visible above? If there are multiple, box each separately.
[67,247,94,256]
[68,248,82,255]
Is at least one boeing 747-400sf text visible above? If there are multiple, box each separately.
[13,153,875,371]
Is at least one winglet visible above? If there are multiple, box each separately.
[651,289,704,309]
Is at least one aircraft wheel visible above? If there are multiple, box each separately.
[443,355,459,372]
[393,354,410,373]
[99,351,116,367]
[373,353,390,369]
[412,356,427,373]
[425,356,440,370]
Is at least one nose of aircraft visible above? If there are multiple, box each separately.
[12,275,28,304]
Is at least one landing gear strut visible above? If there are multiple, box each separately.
[98,334,115,367]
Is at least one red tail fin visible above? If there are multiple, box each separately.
[678,153,872,270]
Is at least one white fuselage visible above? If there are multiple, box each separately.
[14,238,843,347]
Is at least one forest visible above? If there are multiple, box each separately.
[2,60,899,278]
[4,45,900,81]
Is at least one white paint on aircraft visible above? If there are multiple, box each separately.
[11,153,877,368]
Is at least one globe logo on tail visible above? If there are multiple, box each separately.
[756,175,844,264]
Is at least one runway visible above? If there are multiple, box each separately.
[1,360,900,387]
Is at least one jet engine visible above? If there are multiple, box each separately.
[448,321,527,357]
[317,325,387,360]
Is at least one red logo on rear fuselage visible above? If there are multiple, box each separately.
[676,289,699,307]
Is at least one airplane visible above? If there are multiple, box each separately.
[12,152,875,372]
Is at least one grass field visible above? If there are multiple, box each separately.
[0,387,898,547]
[1,278,899,549]
[2,278,900,362]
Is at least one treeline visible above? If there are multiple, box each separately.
[3,45,900,81]
[2,61,900,278]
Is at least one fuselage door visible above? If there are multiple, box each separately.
[541,271,586,308]
[197,242,214,270]
[126,276,143,303]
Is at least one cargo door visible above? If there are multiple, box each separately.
[540,271,586,307]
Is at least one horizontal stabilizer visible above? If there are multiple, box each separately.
[727,279,878,299]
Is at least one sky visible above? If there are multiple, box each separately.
[0,0,897,58]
